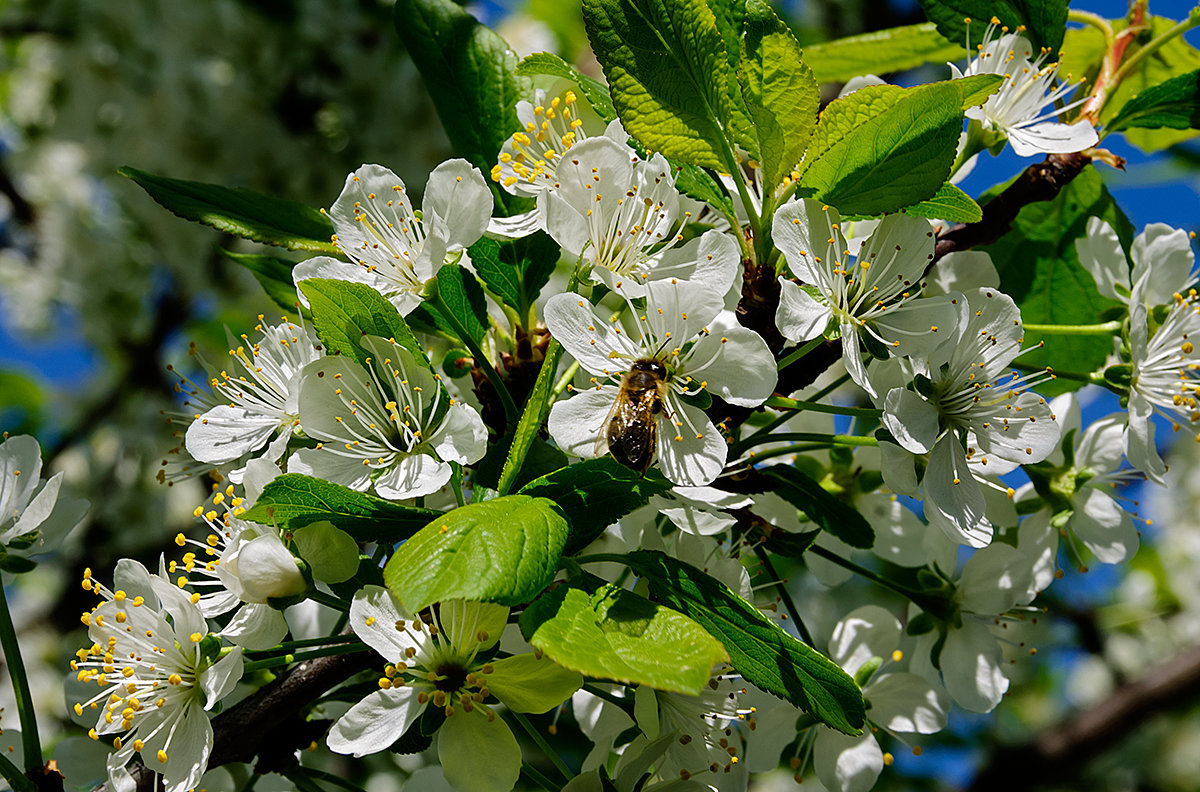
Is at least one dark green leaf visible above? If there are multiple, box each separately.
[1108,68,1200,133]
[469,237,522,311]
[797,81,965,216]
[622,550,865,735]
[760,466,873,548]
[803,23,967,84]
[219,250,303,314]
[737,0,820,193]
[434,264,489,345]
[240,474,439,544]
[917,0,1069,54]
[119,167,336,253]
[0,551,37,574]
[384,495,569,611]
[520,582,728,694]
[514,52,617,121]
[394,0,534,215]
[905,182,983,223]
[299,279,430,372]
[583,0,734,170]
[519,457,674,555]
[982,167,1131,395]
[672,163,737,220]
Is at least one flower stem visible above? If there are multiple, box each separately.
[520,763,559,792]
[753,546,814,645]
[450,462,465,508]
[306,588,350,613]
[242,641,367,673]
[806,544,916,600]
[244,633,361,654]
[1022,320,1122,336]
[776,338,824,371]
[285,767,371,792]
[427,293,519,430]
[764,395,882,419]
[743,432,878,449]
[1014,362,1105,386]
[511,711,573,783]
[1068,8,1115,41]
[1111,8,1199,90]
[0,752,35,792]
[0,583,41,775]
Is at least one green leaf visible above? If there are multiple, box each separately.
[803,23,967,84]
[219,250,303,314]
[760,466,874,549]
[671,163,737,220]
[622,550,865,735]
[468,237,522,311]
[433,264,489,345]
[514,52,618,121]
[239,474,439,544]
[956,73,1005,109]
[394,0,534,215]
[468,233,562,317]
[299,279,430,372]
[520,582,728,694]
[383,495,569,611]
[737,0,820,193]
[583,0,734,170]
[905,182,983,223]
[982,167,1130,396]
[797,80,965,216]
[119,167,336,254]
[1108,68,1200,133]
[519,457,674,555]
[916,0,1069,54]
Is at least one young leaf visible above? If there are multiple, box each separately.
[798,81,966,217]
[219,250,303,314]
[917,0,1069,54]
[622,550,865,735]
[468,233,562,316]
[298,278,430,373]
[518,457,674,555]
[514,52,618,121]
[737,0,819,193]
[904,182,983,223]
[520,582,728,694]
[393,0,534,215]
[239,473,440,544]
[468,238,522,311]
[803,23,966,84]
[583,0,734,170]
[119,167,336,254]
[760,466,874,549]
[383,495,569,612]
[982,167,1131,395]
[1107,68,1200,134]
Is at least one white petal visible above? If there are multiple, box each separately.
[864,493,930,567]
[186,406,280,465]
[924,435,992,548]
[878,441,919,497]
[812,730,883,792]
[348,585,417,661]
[1125,392,1166,484]
[776,278,832,342]
[654,400,726,486]
[923,251,999,296]
[287,447,373,492]
[200,647,244,709]
[328,687,426,757]
[423,159,493,251]
[547,387,616,459]
[867,672,949,734]
[687,314,776,407]
[829,604,901,674]
[237,533,306,602]
[292,256,395,306]
[958,542,1031,615]
[1076,217,1130,301]
[841,324,873,397]
[544,293,639,376]
[882,389,940,454]
[1016,510,1057,597]
[940,619,1008,712]
[1075,413,1126,473]
[222,603,290,651]
[1132,223,1195,305]
[1006,120,1098,157]
[485,209,543,240]
[1071,487,1138,564]
[772,198,846,285]
[429,402,488,465]
[870,294,963,364]
[374,453,452,500]
[160,704,213,792]
[0,436,41,527]
[968,390,1060,472]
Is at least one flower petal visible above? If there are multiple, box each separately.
[1075,217,1130,301]
[829,604,901,674]
[939,619,1008,712]
[328,686,426,757]
[374,452,452,500]
[924,435,992,548]
[487,653,583,713]
[186,406,280,465]
[775,278,831,343]
[868,672,948,734]
[438,709,522,792]
[544,294,639,377]
[812,730,883,792]
[655,400,726,486]
[1071,487,1138,564]
[882,388,940,454]
[548,387,617,459]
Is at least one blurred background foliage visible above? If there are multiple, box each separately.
[1,0,1199,790]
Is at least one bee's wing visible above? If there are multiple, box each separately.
[594,390,624,458]
[606,391,659,472]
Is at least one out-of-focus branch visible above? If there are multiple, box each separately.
[88,650,372,792]
[966,643,1200,792]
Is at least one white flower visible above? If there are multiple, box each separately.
[545,278,776,486]
[1076,217,1196,312]
[879,288,1060,547]
[492,89,592,198]
[539,135,740,297]
[951,18,1098,157]
[773,198,962,396]
[72,560,243,792]
[0,434,86,559]
[288,336,487,500]
[293,160,493,315]
[328,587,582,792]
[183,318,323,473]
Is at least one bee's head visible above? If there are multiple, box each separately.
[630,359,668,379]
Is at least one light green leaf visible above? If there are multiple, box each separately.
[292,521,360,584]
[514,52,617,121]
[119,167,336,253]
[298,279,430,372]
[760,466,874,548]
[383,495,569,611]
[240,474,439,544]
[518,457,673,555]
[798,81,965,216]
[583,0,733,170]
[1108,68,1200,133]
[982,167,1131,395]
[737,0,819,193]
[905,182,983,223]
[622,550,865,735]
[917,0,1069,54]
[956,73,1004,109]
[520,583,728,694]
[804,23,967,84]
[394,0,534,215]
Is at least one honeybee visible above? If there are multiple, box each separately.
[602,358,670,473]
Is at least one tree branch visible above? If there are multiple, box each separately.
[966,643,1200,792]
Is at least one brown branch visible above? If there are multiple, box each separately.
[966,643,1200,792]
[88,650,372,792]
